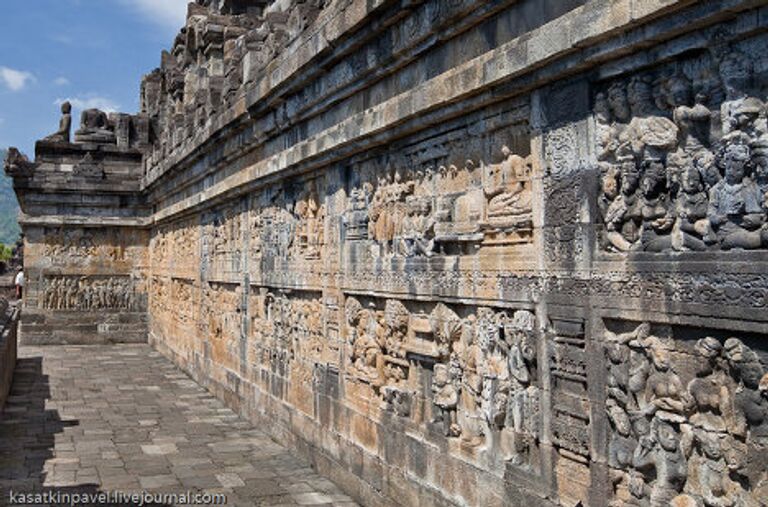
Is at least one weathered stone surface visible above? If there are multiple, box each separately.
[0,299,19,413]
[0,344,354,506]
[4,0,768,505]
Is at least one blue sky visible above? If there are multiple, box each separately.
[0,0,189,155]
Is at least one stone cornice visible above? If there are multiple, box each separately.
[18,214,152,228]
[148,0,766,223]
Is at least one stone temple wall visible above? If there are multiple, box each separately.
[6,0,768,505]
[0,298,19,412]
[6,129,150,345]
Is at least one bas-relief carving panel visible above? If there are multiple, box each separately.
[40,275,140,312]
[595,35,768,254]
[341,115,535,263]
[248,289,337,415]
[248,179,329,284]
[27,226,147,269]
[343,297,535,473]
[601,320,768,506]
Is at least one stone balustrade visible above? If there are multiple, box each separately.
[0,298,19,413]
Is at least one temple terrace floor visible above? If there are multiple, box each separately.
[0,344,359,506]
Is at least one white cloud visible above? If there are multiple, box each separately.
[50,34,74,45]
[55,96,120,113]
[54,77,70,86]
[119,0,188,29]
[0,67,35,92]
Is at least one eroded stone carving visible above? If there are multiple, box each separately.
[248,182,327,270]
[345,144,533,257]
[604,321,767,506]
[251,291,328,370]
[342,295,541,466]
[597,48,768,252]
[3,148,37,175]
[41,276,137,311]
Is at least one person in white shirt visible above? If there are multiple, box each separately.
[14,268,24,299]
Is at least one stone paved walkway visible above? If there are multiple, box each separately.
[0,345,359,507]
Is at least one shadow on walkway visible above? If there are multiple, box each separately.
[0,356,169,506]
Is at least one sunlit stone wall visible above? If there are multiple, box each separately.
[8,0,768,505]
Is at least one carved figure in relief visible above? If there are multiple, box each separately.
[44,101,72,143]
[632,417,688,507]
[502,310,538,465]
[294,188,325,260]
[432,363,460,437]
[708,143,767,250]
[604,158,643,251]
[383,299,408,359]
[456,314,485,445]
[481,146,532,230]
[638,160,675,252]
[604,81,632,163]
[478,308,509,431]
[723,97,765,145]
[398,197,435,257]
[636,335,690,418]
[344,182,372,240]
[685,430,744,507]
[503,311,536,434]
[673,163,712,250]
[668,75,712,162]
[622,76,679,161]
[345,298,383,385]
[598,165,620,222]
[429,302,462,360]
[724,338,768,440]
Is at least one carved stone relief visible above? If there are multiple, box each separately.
[202,282,241,343]
[41,276,138,311]
[596,43,768,253]
[343,143,534,259]
[343,295,541,469]
[603,321,768,506]
[249,180,327,273]
[250,290,331,369]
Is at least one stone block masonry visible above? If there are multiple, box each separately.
[6,0,768,505]
[0,298,19,412]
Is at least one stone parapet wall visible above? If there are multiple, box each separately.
[0,299,19,413]
[5,133,149,345]
[6,0,768,505]
[138,1,768,505]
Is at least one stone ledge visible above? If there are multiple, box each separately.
[18,214,153,228]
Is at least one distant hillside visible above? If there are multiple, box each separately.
[0,149,21,246]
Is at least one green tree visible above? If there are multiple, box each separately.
[0,149,21,245]
[0,243,11,262]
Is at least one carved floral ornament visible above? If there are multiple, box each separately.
[596,42,768,253]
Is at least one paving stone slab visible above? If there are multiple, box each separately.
[0,345,358,507]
